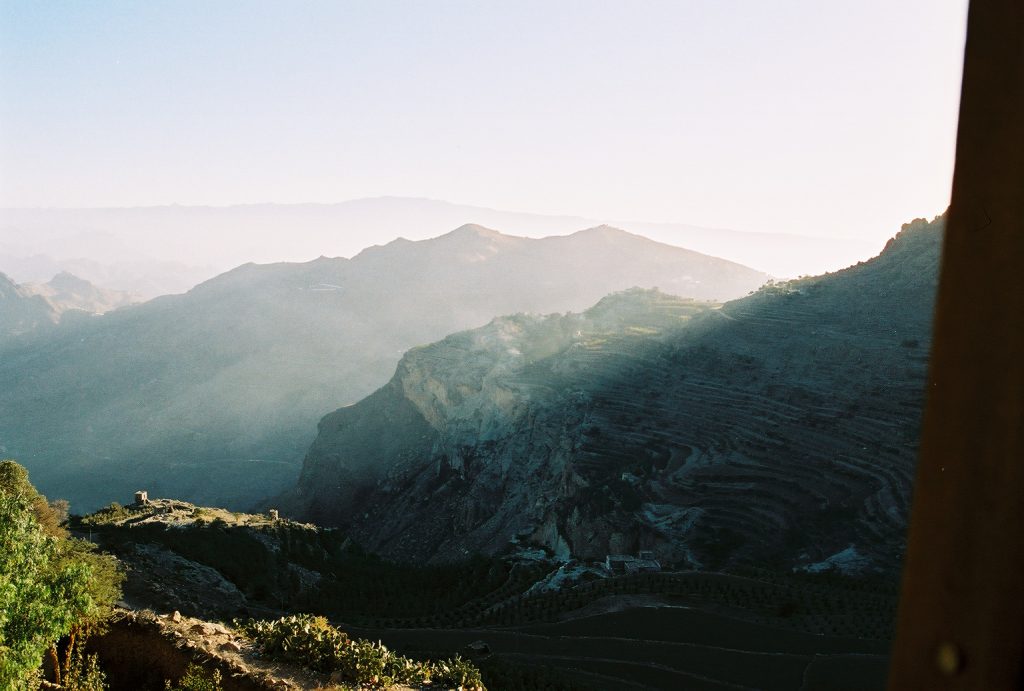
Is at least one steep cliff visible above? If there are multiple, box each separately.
[295,217,943,573]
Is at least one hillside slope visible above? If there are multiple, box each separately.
[0,225,766,511]
[0,271,59,340]
[21,271,136,314]
[0,271,133,343]
[294,217,943,573]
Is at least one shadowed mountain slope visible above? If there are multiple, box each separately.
[293,216,943,573]
[0,225,766,512]
[0,271,60,340]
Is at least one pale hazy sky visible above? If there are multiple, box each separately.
[1,1,968,242]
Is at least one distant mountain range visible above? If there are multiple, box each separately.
[0,197,876,297]
[0,224,766,513]
[21,271,137,315]
[291,217,943,575]
[0,271,135,342]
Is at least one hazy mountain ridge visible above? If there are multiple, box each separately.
[0,197,877,291]
[293,217,943,573]
[21,271,137,314]
[0,270,135,343]
[0,234,216,299]
[0,225,767,512]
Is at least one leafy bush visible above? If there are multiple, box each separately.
[63,647,108,691]
[165,663,223,691]
[236,614,486,689]
[80,501,134,526]
[431,655,485,690]
[236,614,347,671]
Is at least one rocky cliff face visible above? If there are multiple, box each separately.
[298,290,714,562]
[295,217,944,574]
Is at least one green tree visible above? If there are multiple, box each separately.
[0,460,123,688]
[0,492,92,686]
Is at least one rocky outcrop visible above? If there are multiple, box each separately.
[295,217,944,574]
[80,498,329,621]
[297,289,713,563]
[88,609,338,690]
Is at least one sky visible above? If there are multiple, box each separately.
[0,1,969,243]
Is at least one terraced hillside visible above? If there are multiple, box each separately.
[294,216,943,574]
[78,498,897,690]
[0,224,766,512]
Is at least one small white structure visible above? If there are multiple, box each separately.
[268,509,280,521]
[134,490,149,505]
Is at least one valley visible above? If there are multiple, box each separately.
[2,216,942,690]
[0,224,766,513]
[0,3,973,687]
[76,495,896,690]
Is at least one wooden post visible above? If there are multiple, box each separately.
[888,1,1024,688]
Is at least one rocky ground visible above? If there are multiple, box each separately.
[89,608,421,690]
[77,498,326,621]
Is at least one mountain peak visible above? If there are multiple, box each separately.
[444,223,505,240]
[47,271,92,291]
[569,225,641,241]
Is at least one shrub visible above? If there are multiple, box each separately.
[63,647,108,691]
[236,614,486,689]
[236,614,346,671]
[80,502,133,526]
[431,654,485,690]
[165,664,223,691]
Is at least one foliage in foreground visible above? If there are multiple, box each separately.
[0,460,124,689]
[165,663,223,691]
[235,614,485,689]
[62,646,108,691]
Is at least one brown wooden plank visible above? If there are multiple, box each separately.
[888,1,1024,689]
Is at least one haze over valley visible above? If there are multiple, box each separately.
[0,206,952,691]
[0,213,944,690]
[0,2,968,688]
[0,223,768,512]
